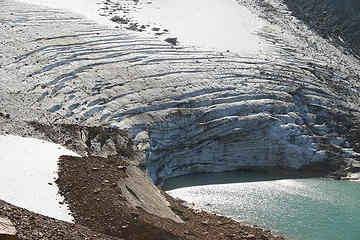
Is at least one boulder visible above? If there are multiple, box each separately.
[0,217,18,240]
[164,37,178,45]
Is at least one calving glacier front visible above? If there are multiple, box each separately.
[0,0,359,185]
[136,86,355,183]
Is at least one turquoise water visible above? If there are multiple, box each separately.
[163,172,360,240]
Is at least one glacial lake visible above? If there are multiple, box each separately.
[163,171,360,240]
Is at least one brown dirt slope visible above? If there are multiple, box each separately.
[0,199,121,240]
[56,155,284,240]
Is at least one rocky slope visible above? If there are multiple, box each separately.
[56,153,283,240]
[0,200,121,240]
[285,0,360,58]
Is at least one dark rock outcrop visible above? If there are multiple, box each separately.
[285,0,360,57]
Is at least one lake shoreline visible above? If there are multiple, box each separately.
[165,172,360,240]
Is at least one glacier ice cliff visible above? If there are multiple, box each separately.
[0,0,360,184]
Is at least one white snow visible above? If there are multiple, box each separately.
[129,0,268,55]
[0,135,79,222]
[16,0,115,26]
[348,172,360,181]
[16,0,267,55]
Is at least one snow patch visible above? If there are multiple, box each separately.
[16,0,267,55]
[16,0,115,26]
[0,135,79,222]
[128,0,268,55]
